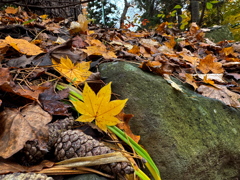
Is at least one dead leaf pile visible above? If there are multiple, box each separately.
[0,4,240,179]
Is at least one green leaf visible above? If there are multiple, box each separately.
[170,10,177,17]
[174,5,182,9]
[210,1,219,3]
[157,14,165,18]
[206,2,213,9]
[108,126,161,180]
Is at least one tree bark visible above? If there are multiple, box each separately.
[0,0,95,20]
[120,0,131,28]
[190,0,200,23]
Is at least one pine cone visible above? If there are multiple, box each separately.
[48,116,75,147]
[54,130,134,175]
[16,117,75,165]
[15,140,49,166]
[0,172,53,180]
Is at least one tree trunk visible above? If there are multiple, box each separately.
[190,0,200,23]
[0,0,87,20]
[120,0,131,28]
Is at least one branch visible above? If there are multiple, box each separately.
[136,0,147,10]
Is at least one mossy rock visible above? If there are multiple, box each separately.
[100,62,240,180]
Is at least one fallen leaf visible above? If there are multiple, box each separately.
[197,85,240,108]
[225,73,240,80]
[185,74,198,90]
[203,75,215,85]
[39,82,71,115]
[0,158,54,174]
[128,45,141,55]
[5,7,18,14]
[140,60,174,75]
[52,56,92,85]
[72,35,87,48]
[179,50,199,64]
[0,104,51,159]
[164,74,183,92]
[197,74,225,83]
[71,82,128,132]
[0,68,47,101]
[116,112,140,143]
[82,39,117,59]
[197,54,224,74]
[5,36,43,56]
[164,36,176,50]
[7,55,35,68]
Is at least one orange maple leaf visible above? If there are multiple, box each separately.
[71,82,128,132]
[82,39,117,59]
[52,56,92,85]
[4,36,43,55]
[5,7,18,14]
[197,54,224,74]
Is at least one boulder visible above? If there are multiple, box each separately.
[204,25,234,42]
[99,62,240,180]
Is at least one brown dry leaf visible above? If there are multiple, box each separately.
[0,158,54,174]
[128,45,141,55]
[156,22,168,34]
[39,82,71,115]
[189,22,200,35]
[0,68,46,101]
[203,76,215,86]
[72,35,87,48]
[221,46,234,56]
[164,36,176,50]
[140,60,174,75]
[233,43,240,52]
[0,104,51,159]
[109,40,133,50]
[179,50,199,64]
[197,85,240,108]
[0,40,9,54]
[5,36,43,55]
[197,54,224,74]
[5,7,18,14]
[117,112,140,143]
[7,55,35,68]
[82,45,117,59]
[185,74,198,90]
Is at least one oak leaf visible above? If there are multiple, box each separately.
[52,56,92,85]
[197,54,224,74]
[71,82,128,132]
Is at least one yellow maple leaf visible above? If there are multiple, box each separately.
[71,82,128,132]
[52,56,92,85]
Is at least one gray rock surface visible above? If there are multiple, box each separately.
[205,25,234,42]
[99,62,240,180]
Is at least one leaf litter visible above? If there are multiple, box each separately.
[0,5,240,179]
